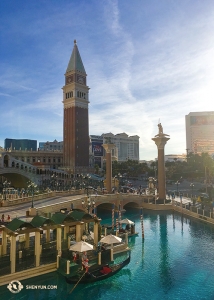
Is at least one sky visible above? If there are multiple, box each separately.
[0,0,214,160]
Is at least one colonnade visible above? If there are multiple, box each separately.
[0,219,100,274]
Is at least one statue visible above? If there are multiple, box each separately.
[155,122,169,137]
[158,123,163,135]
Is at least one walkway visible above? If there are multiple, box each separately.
[0,194,82,220]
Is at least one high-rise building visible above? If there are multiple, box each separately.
[4,138,37,151]
[185,111,214,155]
[62,40,89,172]
[102,132,139,161]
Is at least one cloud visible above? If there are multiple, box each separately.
[1,0,214,159]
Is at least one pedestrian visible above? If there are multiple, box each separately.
[73,252,77,262]
[7,215,11,222]
[2,214,4,222]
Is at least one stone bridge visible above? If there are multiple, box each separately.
[0,151,71,188]
[38,193,160,217]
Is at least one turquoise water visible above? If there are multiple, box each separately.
[1,210,214,299]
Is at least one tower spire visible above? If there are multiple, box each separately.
[66,40,86,74]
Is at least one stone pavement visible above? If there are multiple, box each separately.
[0,194,83,220]
[173,196,192,205]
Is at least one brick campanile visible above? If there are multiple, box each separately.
[62,40,89,172]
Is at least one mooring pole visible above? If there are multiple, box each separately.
[140,207,144,240]
[112,203,115,231]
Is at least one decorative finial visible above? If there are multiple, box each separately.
[74,39,77,44]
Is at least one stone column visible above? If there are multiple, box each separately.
[56,227,62,251]
[152,127,170,202]
[64,225,69,240]
[25,232,30,248]
[10,235,16,273]
[93,221,100,248]
[35,231,41,267]
[46,228,50,243]
[102,144,116,193]
[2,230,7,255]
[76,224,82,242]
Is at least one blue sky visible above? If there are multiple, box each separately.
[0,0,214,160]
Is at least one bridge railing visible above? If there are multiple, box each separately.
[0,189,85,207]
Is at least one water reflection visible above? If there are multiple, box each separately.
[181,214,184,235]
[66,267,132,299]
[173,211,175,231]
[159,215,174,292]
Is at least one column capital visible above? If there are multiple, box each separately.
[102,143,116,153]
[152,135,170,149]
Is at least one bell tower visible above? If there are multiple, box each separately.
[62,40,89,172]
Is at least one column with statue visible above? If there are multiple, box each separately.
[152,123,170,203]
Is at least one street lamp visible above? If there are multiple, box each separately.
[27,181,37,208]
[175,180,180,197]
[190,183,194,200]
[3,180,11,201]
[82,197,96,213]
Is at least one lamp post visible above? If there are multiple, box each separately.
[175,180,180,197]
[82,193,96,213]
[27,181,37,208]
[50,174,58,191]
[154,168,157,179]
[82,196,96,234]
[190,183,194,201]
[3,180,11,201]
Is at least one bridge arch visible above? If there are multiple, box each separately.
[123,201,140,210]
[3,154,10,167]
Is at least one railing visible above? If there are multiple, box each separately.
[0,189,85,207]
[0,254,10,276]
[173,201,214,224]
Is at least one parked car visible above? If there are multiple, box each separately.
[200,193,209,199]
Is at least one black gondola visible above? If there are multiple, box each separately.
[65,252,131,284]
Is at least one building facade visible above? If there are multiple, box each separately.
[7,149,63,170]
[39,140,63,151]
[5,139,37,151]
[89,135,104,168]
[186,111,214,155]
[102,132,139,161]
[62,40,89,172]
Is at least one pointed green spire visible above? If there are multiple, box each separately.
[66,40,86,74]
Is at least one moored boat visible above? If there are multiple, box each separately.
[65,251,131,284]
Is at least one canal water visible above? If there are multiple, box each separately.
[1,209,214,300]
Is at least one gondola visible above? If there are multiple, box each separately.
[65,252,131,284]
